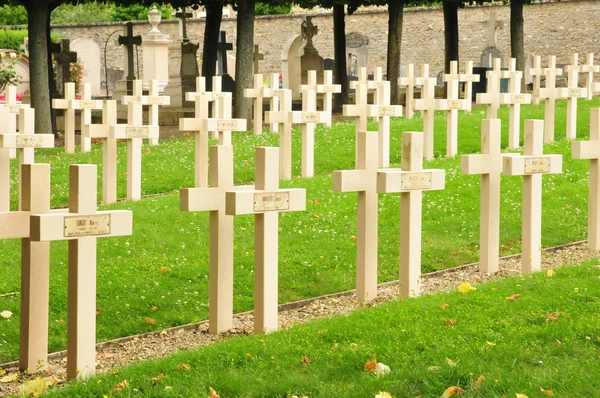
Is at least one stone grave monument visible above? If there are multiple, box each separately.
[51,39,77,97]
[299,16,324,89]
[142,6,171,94]
[217,31,235,94]
[113,22,142,102]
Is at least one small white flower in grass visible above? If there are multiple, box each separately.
[374,362,391,377]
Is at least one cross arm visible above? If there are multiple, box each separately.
[181,185,255,212]
[538,87,569,99]
[461,154,495,175]
[459,73,480,83]
[139,96,171,106]
[69,100,103,110]
[567,87,588,98]
[332,170,369,192]
[30,210,133,241]
[83,124,109,140]
[110,125,159,140]
[436,99,469,111]
[317,84,341,94]
[376,169,445,193]
[413,98,436,111]
[0,212,31,239]
[503,154,562,176]
[202,118,247,132]
[52,99,69,109]
[265,111,286,124]
[499,93,532,105]
[0,134,16,147]
[0,103,30,114]
[289,111,331,125]
[572,141,600,160]
[367,105,403,117]
[225,189,306,216]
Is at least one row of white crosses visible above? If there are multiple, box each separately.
[0,162,132,379]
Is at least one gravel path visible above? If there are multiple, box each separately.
[0,241,597,396]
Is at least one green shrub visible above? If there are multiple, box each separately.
[51,1,115,25]
[0,4,27,26]
[0,29,27,52]
[113,3,173,22]
[255,2,293,15]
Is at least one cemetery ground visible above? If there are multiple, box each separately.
[1,97,600,395]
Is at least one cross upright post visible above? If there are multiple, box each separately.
[265,88,293,179]
[344,81,371,165]
[253,44,264,74]
[1,85,30,158]
[399,64,421,119]
[332,131,380,301]
[461,119,503,273]
[439,60,470,157]
[476,58,503,119]
[244,74,267,135]
[413,64,437,160]
[267,73,280,133]
[225,147,306,333]
[459,61,480,108]
[566,53,587,140]
[317,70,341,127]
[503,120,563,273]
[528,55,543,105]
[127,79,171,146]
[500,58,532,148]
[572,109,600,250]
[118,22,142,84]
[580,53,599,101]
[217,31,233,76]
[539,55,568,142]
[52,39,77,97]
[30,165,133,379]
[377,132,445,296]
[52,83,77,153]
[370,79,402,167]
[67,83,104,153]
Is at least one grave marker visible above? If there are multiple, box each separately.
[539,56,568,142]
[0,85,30,158]
[413,65,437,160]
[30,164,133,379]
[398,64,421,119]
[566,53,587,140]
[68,83,103,152]
[82,100,118,204]
[315,70,340,127]
[51,39,77,96]
[572,109,600,250]
[459,60,480,108]
[500,58,532,148]
[371,79,402,167]
[244,74,268,135]
[253,44,264,74]
[461,119,503,273]
[52,83,80,154]
[267,73,280,133]
[377,132,445,297]
[528,55,543,105]
[580,53,599,101]
[440,61,470,157]
[332,131,380,301]
[126,79,170,146]
[503,120,562,273]
[225,147,306,333]
[118,22,142,84]
[476,58,503,119]
[265,88,293,179]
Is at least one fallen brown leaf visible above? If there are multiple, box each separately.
[209,387,220,398]
[444,319,457,327]
[151,373,165,385]
[364,359,377,373]
[547,312,563,322]
[441,386,465,398]
[112,380,129,392]
[540,387,554,396]
[473,375,485,390]
[146,317,156,325]
[96,308,101,315]
[445,358,458,368]
[0,373,18,383]
[440,303,450,311]
[302,355,311,365]
[506,294,522,301]
[99,353,116,359]
[177,363,191,371]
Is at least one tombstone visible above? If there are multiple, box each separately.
[30,164,133,379]
[253,44,264,74]
[439,61,470,157]
[225,147,306,333]
[581,54,599,101]
[323,57,335,72]
[82,100,118,204]
[127,79,170,146]
[142,6,171,92]
[539,56,568,142]
[244,74,268,135]
[265,88,293,179]
[300,69,341,128]
[503,120,562,273]
[500,58,532,148]
[113,22,142,101]
[0,164,51,373]
[377,132,445,296]
[111,80,160,201]
[71,38,102,96]
[461,119,503,273]
[527,55,543,105]
[566,53,587,140]
[399,64,421,119]
[572,109,600,250]
[217,31,235,94]
[459,61,480,107]
[51,39,77,97]
[300,16,324,89]
[479,10,504,68]
[281,34,302,98]
[346,32,369,78]
[476,58,503,119]
[413,65,437,160]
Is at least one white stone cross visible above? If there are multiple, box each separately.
[500,58,532,149]
[1,85,31,159]
[126,80,170,146]
[344,80,370,133]
[72,83,103,152]
[566,53,587,140]
[244,74,268,135]
[225,147,306,333]
[82,100,118,204]
[289,88,331,178]
[53,82,101,154]
[399,64,421,119]
[0,108,54,212]
[316,70,340,127]
[181,145,252,334]
[265,88,293,179]
[539,55,568,142]
[110,92,159,201]
[503,119,562,273]
[413,64,437,160]
[461,119,503,273]
[459,61,480,110]
[377,132,445,296]
[30,164,133,379]
[185,76,225,140]
[572,108,600,250]
[0,164,51,373]
[580,53,599,101]
[332,130,380,301]
[267,73,280,133]
[371,80,402,167]
[440,60,470,157]
[476,58,503,119]
[528,55,543,105]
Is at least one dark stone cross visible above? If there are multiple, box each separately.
[51,39,77,96]
[175,8,193,43]
[217,31,233,76]
[253,44,264,74]
[118,22,142,81]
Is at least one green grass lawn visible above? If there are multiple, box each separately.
[0,98,599,364]
[40,260,600,397]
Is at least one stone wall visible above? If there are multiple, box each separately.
[50,0,600,87]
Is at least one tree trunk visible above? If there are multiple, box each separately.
[510,0,526,92]
[387,0,405,105]
[25,1,53,135]
[201,1,223,91]
[443,0,459,73]
[46,13,57,134]
[333,4,348,111]
[233,0,255,120]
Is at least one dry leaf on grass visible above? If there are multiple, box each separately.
[99,353,116,359]
[506,294,522,301]
[441,386,465,397]
[152,373,165,385]
[445,358,458,367]
[547,312,563,322]
[440,303,450,311]
[146,317,156,325]
[18,377,47,397]
[364,359,377,373]
[160,267,169,273]
[458,282,476,294]
[0,310,13,319]
[112,380,129,392]
[444,319,457,327]
[177,363,191,371]
[302,355,311,364]
[540,387,554,396]
[473,375,485,390]
[209,387,220,398]
[0,369,5,376]
[0,373,18,383]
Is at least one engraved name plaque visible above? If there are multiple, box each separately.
[253,192,290,212]
[378,106,397,116]
[525,157,551,173]
[301,112,321,123]
[64,214,111,237]
[16,135,44,148]
[80,100,98,109]
[125,127,149,139]
[321,85,339,93]
[148,96,163,105]
[8,105,21,113]
[568,88,583,97]
[401,172,432,190]
[217,120,239,130]
[447,100,464,110]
